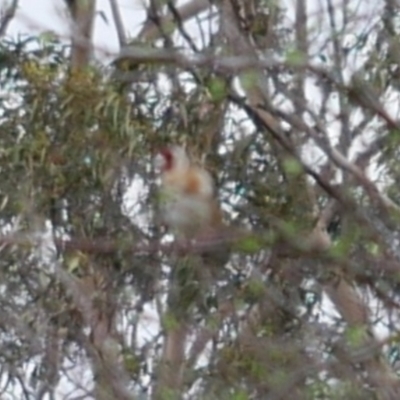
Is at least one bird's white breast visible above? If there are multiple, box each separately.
[161,189,212,238]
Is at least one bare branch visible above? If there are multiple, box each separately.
[326,0,352,155]
[65,0,97,70]
[35,235,136,400]
[324,276,400,397]
[153,320,187,399]
[0,0,18,37]
[137,0,212,42]
[109,0,126,47]
[294,0,308,116]
[270,106,400,218]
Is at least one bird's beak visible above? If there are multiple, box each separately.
[153,153,165,171]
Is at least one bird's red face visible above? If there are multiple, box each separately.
[160,147,174,170]
[155,145,190,175]
[155,147,174,172]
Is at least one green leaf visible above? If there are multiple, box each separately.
[366,242,380,255]
[240,71,258,91]
[67,255,81,273]
[39,31,57,45]
[236,236,262,253]
[345,326,367,348]
[243,278,265,302]
[163,312,179,332]
[233,389,249,400]
[285,47,306,66]
[207,77,227,102]
[283,157,302,176]
[0,195,9,211]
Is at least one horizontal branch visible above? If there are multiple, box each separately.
[114,47,288,74]
[0,230,244,256]
[0,219,333,259]
[0,226,398,281]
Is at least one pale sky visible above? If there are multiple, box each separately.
[5,0,146,61]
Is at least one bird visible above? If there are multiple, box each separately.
[154,145,230,269]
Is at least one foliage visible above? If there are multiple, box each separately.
[1,0,400,399]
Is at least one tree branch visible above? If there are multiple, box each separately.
[0,0,18,37]
[109,0,126,47]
